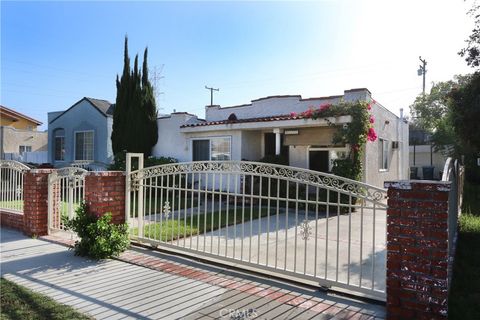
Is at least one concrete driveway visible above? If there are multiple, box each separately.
[1,227,385,319]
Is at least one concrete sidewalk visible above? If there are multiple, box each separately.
[0,227,385,319]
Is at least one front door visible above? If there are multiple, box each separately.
[309,150,329,173]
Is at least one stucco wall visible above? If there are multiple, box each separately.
[152,113,195,162]
[47,100,111,165]
[206,89,369,121]
[0,126,48,158]
[289,146,308,168]
[364,102,409,188]
[240,131,262,161]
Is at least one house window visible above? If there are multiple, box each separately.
[192,137,231,161]
[379,138,389,170]
[19,145,32,155]
[75,131,94,161]
[54,129,65,161]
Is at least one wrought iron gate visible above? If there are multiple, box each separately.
[48,167,87,234]
[126,155,387,300]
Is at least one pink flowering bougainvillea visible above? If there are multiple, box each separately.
[291,99,378,181]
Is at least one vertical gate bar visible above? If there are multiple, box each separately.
[225,171,231,258]
[371,202,376,290]
[148,177,153,240]
[233,172,238,260]
[196,173,201,250]
[304,184,309,275]
[173,174,178,245]
[190,172,195,249]
[347,194,352,284]
[159,175,164,242]
[138,154,145,239]
[265,176,272,266]
[143,178,147,240]
[68,178,73,220]
[360,200,364,287]
[166,174,171,242]
[314,186,319,278]
[172,174,176,244]
[211,172,216,253]
[203,172,208,252]
[176,173,181,246]
[335,191,340,282]
[154,176,158,241]
[325,189,330,278]
[275,177,281,269]
[184,173,188,247]
[218,173,223,255]
[294,181,299,273]
[12,170,16,210]
[284,181,290,271]
[125,155,131,226]
[257,175,262,264]
[132,179,136,237]
[241,173,245,261]
[249,173,253,263]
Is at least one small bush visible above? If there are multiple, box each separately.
[109,151,178,171]
[63,203,129,259]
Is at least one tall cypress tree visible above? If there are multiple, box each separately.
[141,47,158,156]
[112,37,131,155]
[112,37,159,157]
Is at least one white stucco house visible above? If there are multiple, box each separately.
[152,88,409,188]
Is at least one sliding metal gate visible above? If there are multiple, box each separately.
[126,156,387,300]
[48,167,87,234]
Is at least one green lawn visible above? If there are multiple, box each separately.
[449,181,480,319]
[134,207,273,242]
[0,200,23,211]
[0,278,92,320]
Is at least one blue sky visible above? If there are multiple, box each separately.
[1,1,474,130]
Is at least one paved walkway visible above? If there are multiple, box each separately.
[1,227,385,319]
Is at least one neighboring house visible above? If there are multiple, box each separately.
[409,127,447,180]
[47,97,114,167]
[153,88,409,188]
[0,105,48,163]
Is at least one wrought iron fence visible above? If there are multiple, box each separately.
[48,167,87,233]
[442,157,465,280]
[0,160,30,213]
[126,156,388,300]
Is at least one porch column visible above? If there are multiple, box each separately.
[273,128,283,155]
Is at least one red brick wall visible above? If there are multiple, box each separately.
[23,169,54,237]
[0,210,24,231]
[384,180,452,320]
[84,171,126,224]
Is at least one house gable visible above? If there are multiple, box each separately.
[49,97,113,124]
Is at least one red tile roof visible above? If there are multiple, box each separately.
[180,114,308,128]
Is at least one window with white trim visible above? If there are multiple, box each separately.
[379,138,389,170]
[192,137,231,161]
[75,131,94,161]
[19,145,32,155]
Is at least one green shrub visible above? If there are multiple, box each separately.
[108,150,178,171]
[62,203,129,259]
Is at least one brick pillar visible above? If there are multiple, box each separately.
[384,180,451,319]
[23,169,55,237]
[84,171,126,224]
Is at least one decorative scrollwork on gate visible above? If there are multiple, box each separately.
[128,161,387,204]
[0,160,30,172]
[299,220,313,241]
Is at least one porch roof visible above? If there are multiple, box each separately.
[180,114,352,133]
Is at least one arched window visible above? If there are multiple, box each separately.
[53,128,65,161]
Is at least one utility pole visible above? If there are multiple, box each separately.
[150,65,165,109]
[205,86,219,106]
[417,56,427,95]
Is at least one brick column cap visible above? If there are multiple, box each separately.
[87,171,125,177]
[28,169,55,174]
[384,180,451,191]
